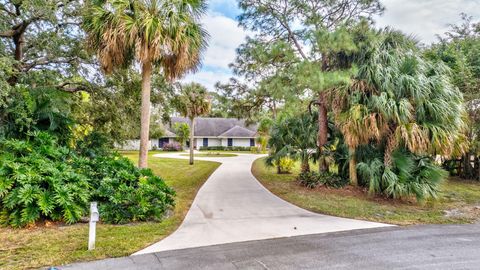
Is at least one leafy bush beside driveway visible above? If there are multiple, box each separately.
[0,132,175,227]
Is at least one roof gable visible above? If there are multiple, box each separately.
[168,117,258,137]
[219,125,257,137]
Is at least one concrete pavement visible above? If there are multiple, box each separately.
[61,223,480,270]
[134,152,391,254]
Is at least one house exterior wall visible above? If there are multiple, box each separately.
[207,138,221,147]
[220,138,254,147]
[118,137,256,150]
[116,140,152,150]
[194,137,222,148]
[232,138,253,147]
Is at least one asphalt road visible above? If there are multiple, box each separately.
[60,223,480,270]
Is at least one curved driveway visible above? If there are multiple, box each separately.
[135,153,392,255]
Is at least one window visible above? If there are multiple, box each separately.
[227,138,233,147]
[250,138,255,147]
[203,138,208,147]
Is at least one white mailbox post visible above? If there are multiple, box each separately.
[88,202,99,250]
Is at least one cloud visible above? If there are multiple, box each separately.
[375,0,480,43]
[182,69,233,90]
[201,12,248,68]
[182,11,249,90]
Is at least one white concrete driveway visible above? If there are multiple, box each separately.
[134,152,392,255]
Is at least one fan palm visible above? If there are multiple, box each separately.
[83,0,208,168]
[173,82,211,165]
[333,29,467,190]
[267,113,318,173]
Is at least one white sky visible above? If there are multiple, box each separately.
[183,0,480,90]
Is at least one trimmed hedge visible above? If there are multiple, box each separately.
[199,146,252,151]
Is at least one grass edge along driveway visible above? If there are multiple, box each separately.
[0,151,220,270]
[252,157,480,225]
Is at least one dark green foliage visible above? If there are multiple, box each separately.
[199,146,252,151]
[0,132,175,227]
[298,171,348,189]
[0,132,90,227]
[0,87,74,143]
[298,171,321,189]
[76,154,175,224]
[357,149,448,201]
[266,112,318,173]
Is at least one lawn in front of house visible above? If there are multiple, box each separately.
[1,152,220,270]
[252,157,480,225]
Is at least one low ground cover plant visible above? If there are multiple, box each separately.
[298,171,348,189]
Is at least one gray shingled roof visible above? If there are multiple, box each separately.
[167,117,258,137]
[219,125,257,137]
[163,129,177,137]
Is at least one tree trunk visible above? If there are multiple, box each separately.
[349,146,358,186]
[8,33,24,85]
[189,117,195,165]
[301,158,310,173]
[477,156,480,181]
[317,93,328,173]
[138,61,152,168]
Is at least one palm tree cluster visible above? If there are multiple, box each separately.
[83,0,208,168]
[330,30,467,200]
[267,29,467,201]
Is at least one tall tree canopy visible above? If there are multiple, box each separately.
[83,0,208,168]
[222,0,384,171]
[0,0,90,89]
[426,14,480,180]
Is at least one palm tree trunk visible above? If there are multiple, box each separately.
[301,157,310,173]
[189,117,195,165]
[138,61,152,168]
[317,93,328,173]
[349,146,358,186]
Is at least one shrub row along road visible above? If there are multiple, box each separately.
[62,223,480,269]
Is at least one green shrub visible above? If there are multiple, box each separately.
[77,154,175,224]
[250,146,260,154]
[274,157,295,174]
[200,146,252,151]
[357,149,447,201]
[298,171,348,189]
[319,172,349,189]
[298,171,321,189]
[0,132,90,227]
[0,132,175,227]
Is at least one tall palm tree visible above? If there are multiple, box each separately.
[83,0,208,168]
[174,82,211,165]
[332,30,467,188]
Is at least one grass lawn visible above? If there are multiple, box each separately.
[252,157,480,225]
[1,151,220,270]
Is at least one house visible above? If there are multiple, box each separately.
[159,117,258,149]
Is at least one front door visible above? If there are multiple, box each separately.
[227,138,233,147]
